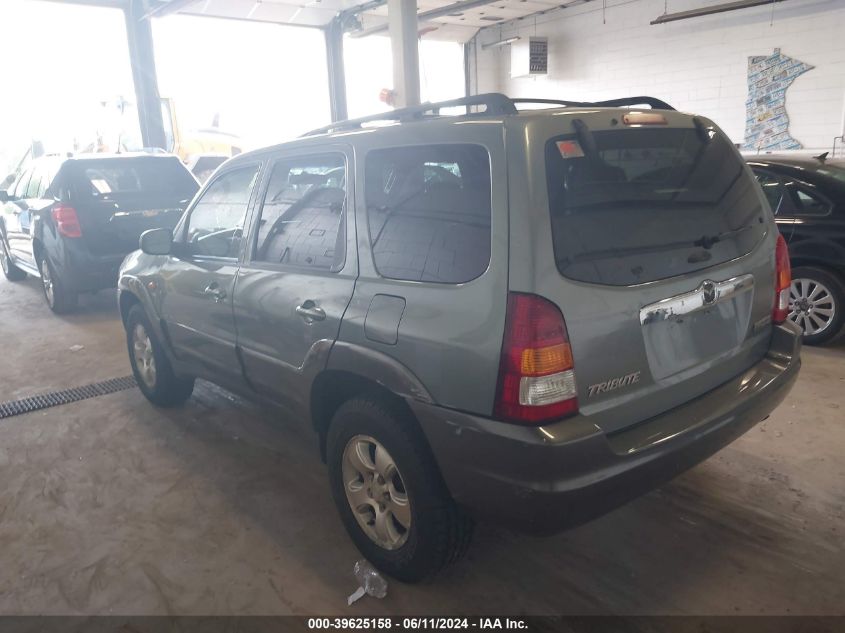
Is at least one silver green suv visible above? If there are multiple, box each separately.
[118,94,801,582]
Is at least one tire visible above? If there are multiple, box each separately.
[327,395,473,583]
[38,256,77,314]
[788,266,845,346]
[0,237,26,281]
[125,304,195,407]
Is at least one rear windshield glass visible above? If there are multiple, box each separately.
[546,127,766,285]
[72,158,198,200]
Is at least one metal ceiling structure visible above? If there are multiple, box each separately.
[135,0,571,42]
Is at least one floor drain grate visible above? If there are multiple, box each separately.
[0,376,137,419]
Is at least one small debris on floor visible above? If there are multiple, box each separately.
[348,560,388,605]
[69,345,84,352]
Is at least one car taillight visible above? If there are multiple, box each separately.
[52,205,82,238]
[773,233,791,324]
[494,293,578,424]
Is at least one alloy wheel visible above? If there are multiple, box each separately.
[132,323,157,388]
[40,259,54,306]
[342,435,411,550]
[789,278,836,336]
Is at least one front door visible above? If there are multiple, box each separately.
[233,149,356,414]
[160,163,262,382]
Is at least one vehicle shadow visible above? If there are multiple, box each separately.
[128,380,839,616]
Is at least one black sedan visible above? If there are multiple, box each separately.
[747,153,845,344]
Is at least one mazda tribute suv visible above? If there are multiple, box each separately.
[118,94,801,582]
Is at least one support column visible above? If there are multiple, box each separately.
[124,0,168,150]
[325,17,349,122]
[387,0,420,108]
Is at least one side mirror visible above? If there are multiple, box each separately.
[0,191,9,203]
[139,228,172,256]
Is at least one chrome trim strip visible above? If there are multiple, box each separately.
[639,274,754,325]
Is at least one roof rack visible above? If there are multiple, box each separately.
[302,92,675,137]
[510,96,675,111]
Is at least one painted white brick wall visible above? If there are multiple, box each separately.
[473,0,845,151]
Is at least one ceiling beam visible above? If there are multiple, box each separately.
[36,0,128,9]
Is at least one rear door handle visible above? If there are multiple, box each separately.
[203,282,227,303]
[295,300,326,323]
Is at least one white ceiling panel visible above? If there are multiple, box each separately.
[167,0,570,40]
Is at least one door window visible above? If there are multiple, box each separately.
[789,186,830,216]
[365,144,492,283]
[13,170,32,199]
[252,154,347,271]
[25,168,44,199]
[184,165,259,258]
[752,169,785,214]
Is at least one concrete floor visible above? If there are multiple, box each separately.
[0,274,843,616]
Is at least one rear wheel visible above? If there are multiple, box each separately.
[327,395,473,583]
[39,256,77,313]
[788,266,845,345]
[0,238,26,281]
[126,304,194,406]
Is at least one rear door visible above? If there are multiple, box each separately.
[749,167,795,241]
[158,163,261,381]
[3,169,35,264]
[526,114,776,433]
[233,148,356,412]
[67,156,199,256]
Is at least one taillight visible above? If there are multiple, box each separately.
[773,233,791,324]
[52,205,82,238]
[494,293,578,424]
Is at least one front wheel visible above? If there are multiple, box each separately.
[125,304,194,407]
[1,238,26,281]
[327,396,473,583]
[788,266,845,345]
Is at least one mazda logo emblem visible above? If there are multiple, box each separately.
[701,280,717,305]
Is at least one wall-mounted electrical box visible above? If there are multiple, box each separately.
[511,36,548,78]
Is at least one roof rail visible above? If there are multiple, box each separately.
[302,93,517,137]
[302,92,675,137]
[511,96,675,110]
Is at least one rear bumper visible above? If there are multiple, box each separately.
[412,322,801,535]
[58,242,127,292]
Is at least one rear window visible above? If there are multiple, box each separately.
[72,158,198,200]
[365,144,492,284]
[546,127,766,286]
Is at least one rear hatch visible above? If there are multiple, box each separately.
[67,156,199,256]
[525,111,777,434]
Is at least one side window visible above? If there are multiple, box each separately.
[789,186,831,216]
[252,154,346,271]
[752,169,784,214]
[365,144,492,283]
[13,170,32,199]
[25,168,44,199]
[185,165,259,258]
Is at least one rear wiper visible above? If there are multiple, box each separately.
[693,225,753,250]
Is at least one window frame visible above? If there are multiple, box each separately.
[243,148,353,276]
[13,169,32,200]
[174,160,264,264]
[362,142,494,286]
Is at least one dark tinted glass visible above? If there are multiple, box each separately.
[366,144,491,283]
[186,165,259,258]
[546,128,766,286]
[253,154,346,271]
[73,157,198,199]
[790,187,830,216]
[753,170,784,213]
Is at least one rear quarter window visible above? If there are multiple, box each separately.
[546,127,767,286]
[365,144,492,284]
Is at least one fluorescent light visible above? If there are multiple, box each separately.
[482,36,521,50]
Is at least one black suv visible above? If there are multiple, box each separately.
[0,153,199,313]
[747,154,845,344]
